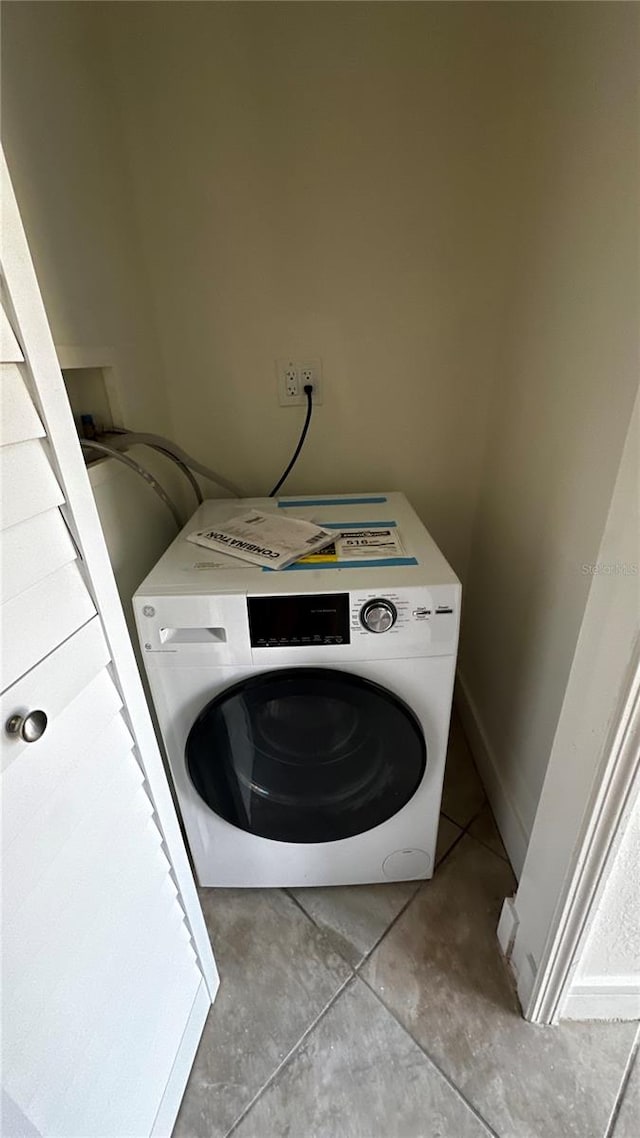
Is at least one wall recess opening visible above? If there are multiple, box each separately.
[59,352,125,463]
[62,367,113,435]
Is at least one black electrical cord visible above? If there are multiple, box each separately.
[269,385,314,497]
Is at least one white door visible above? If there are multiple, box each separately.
[1,153,218,1136]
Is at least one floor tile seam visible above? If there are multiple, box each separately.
[463,829,511,866]
[281,887,358,975]
[285,822,466,981]
[352,825,469,973]
[455,803,512,868]
[357,970,502,1138]
[282,826,503,981]
[461,800,489,830]
[435,825,467,872]
[223,973,356,1138]
[442,790,511,866]
[352,878,425,972]
[441,807,477,830]
[603,1023,640,1138]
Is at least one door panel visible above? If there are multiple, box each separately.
[2,720,140,921]
[0,303,23,362]
[0,616,109,773]
[1,178,213,1138]
[3,799,159,1022]
[1,560,96,689]
[2,669,123,848]
[0,364,43,445]
[0,439,63,530]
[1,507,77,606]
[42,909,197,1138]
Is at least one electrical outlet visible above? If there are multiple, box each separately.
[278,360,299,398]
[300,359,323,405]
[277,357,323,406]
[285,363,299,397]
[277,359,298,405]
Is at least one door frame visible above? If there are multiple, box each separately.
[505,649,640,1024]
[497,392,640,1024]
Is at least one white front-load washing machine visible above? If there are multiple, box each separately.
[134,492,461,888]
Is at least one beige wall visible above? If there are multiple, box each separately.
[103,1,512,577]
[104,1,639,850]
[3,2,638,869]
[1,1,188,606]
[459,4,639,850]
[1,1,170,435]
[504,391,639,997]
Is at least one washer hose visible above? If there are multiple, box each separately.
[106,433,203,507]
[116,430,243,498]
[80,440,182,527]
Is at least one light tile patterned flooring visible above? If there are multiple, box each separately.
[174,717,639,1138]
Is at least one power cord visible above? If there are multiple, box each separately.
[269,384,314,498]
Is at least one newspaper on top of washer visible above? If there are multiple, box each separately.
[187,509,335,570]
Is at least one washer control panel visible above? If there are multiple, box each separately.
[347,586,459,655]
[246,589,458,649]
[136,583,459,664]
[248,593,350,648]
[359,598,397,634]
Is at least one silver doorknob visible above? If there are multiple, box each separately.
[6,710,48,743]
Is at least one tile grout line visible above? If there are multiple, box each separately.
[465,833,511,866]
[218,817,506,1138]
[287,878,425,975]
[353,824,514,984]
[351,828,469,974]
[435,824,468,871]
[282,885,356,972]
[358,969,502,1138]
[251,816,504,1132]
[285,822,468,979]
[353,877,426,971]
[441,804,485,829]
[284,880,426,974]
[223,973,357,1138]
[603,1024,640,1138]
[442,802,512,867]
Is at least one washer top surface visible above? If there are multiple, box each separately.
[135,491,459,598]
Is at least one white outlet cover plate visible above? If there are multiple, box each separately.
[277,357,323,406]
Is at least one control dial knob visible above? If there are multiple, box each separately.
[360,598,397,634]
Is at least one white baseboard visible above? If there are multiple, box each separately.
[561,977,640,1021]
[497,896,519,959]
[454,671,530,877]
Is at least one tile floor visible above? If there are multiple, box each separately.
[174,716,639,1138]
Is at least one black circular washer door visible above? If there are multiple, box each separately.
[186,668,426,843]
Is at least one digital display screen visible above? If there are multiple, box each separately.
[248,593,350,648]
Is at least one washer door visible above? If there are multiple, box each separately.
[186,668,426,843]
